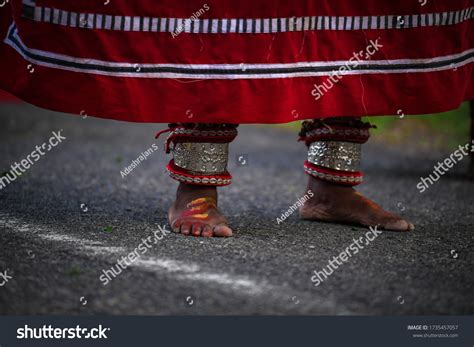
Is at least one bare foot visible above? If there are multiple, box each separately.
[300,176,414,232]
[168,183,233,237]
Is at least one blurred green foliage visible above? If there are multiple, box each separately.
[366,102,470,149]
[276,102,471,151]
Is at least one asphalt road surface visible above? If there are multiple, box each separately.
[0,103,473,315]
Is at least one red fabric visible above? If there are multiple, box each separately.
[0,90,20,102]
[0,0,473,124]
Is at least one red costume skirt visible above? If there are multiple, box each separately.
[0,0,473,123]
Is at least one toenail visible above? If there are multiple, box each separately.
[385,220,412,232]
[213,225,233,237]
[181,224,190,235]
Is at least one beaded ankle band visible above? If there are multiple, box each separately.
[300,118,373,186]
[158,125,237,186]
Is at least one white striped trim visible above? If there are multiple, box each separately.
[21,1,474,35]
[4,23,474,80]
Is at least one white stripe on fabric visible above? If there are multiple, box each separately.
[174,18,182,33]
[159,18,165,33]
[151,17,158,32]
[210,19,218,34]
[143,17,150,31]
[304,16,310,30]
[113,16,121,30]
[169,18,176,33]
[95,14,101,29]
[132,16,140,31]
[345,16,351,30]
[193,19,200,33]
[33,6,41,21]
[52,9,59,24]
[362,16,369,30]
[124,16,131,31]
[43,7,50,22]
[78,13,85,28]
[70,12,77,28]
[60,10,67,26]
[104,15,112,30]
[5,22,474,80]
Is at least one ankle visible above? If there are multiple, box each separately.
[307,176,354,195]
[176,183,218,202]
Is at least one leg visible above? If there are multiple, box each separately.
[163,123,237,237]
[298,118,414,232]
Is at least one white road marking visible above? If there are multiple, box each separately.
[133,258,265,295]
[0,213,273,297]
[0,212,351,312]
